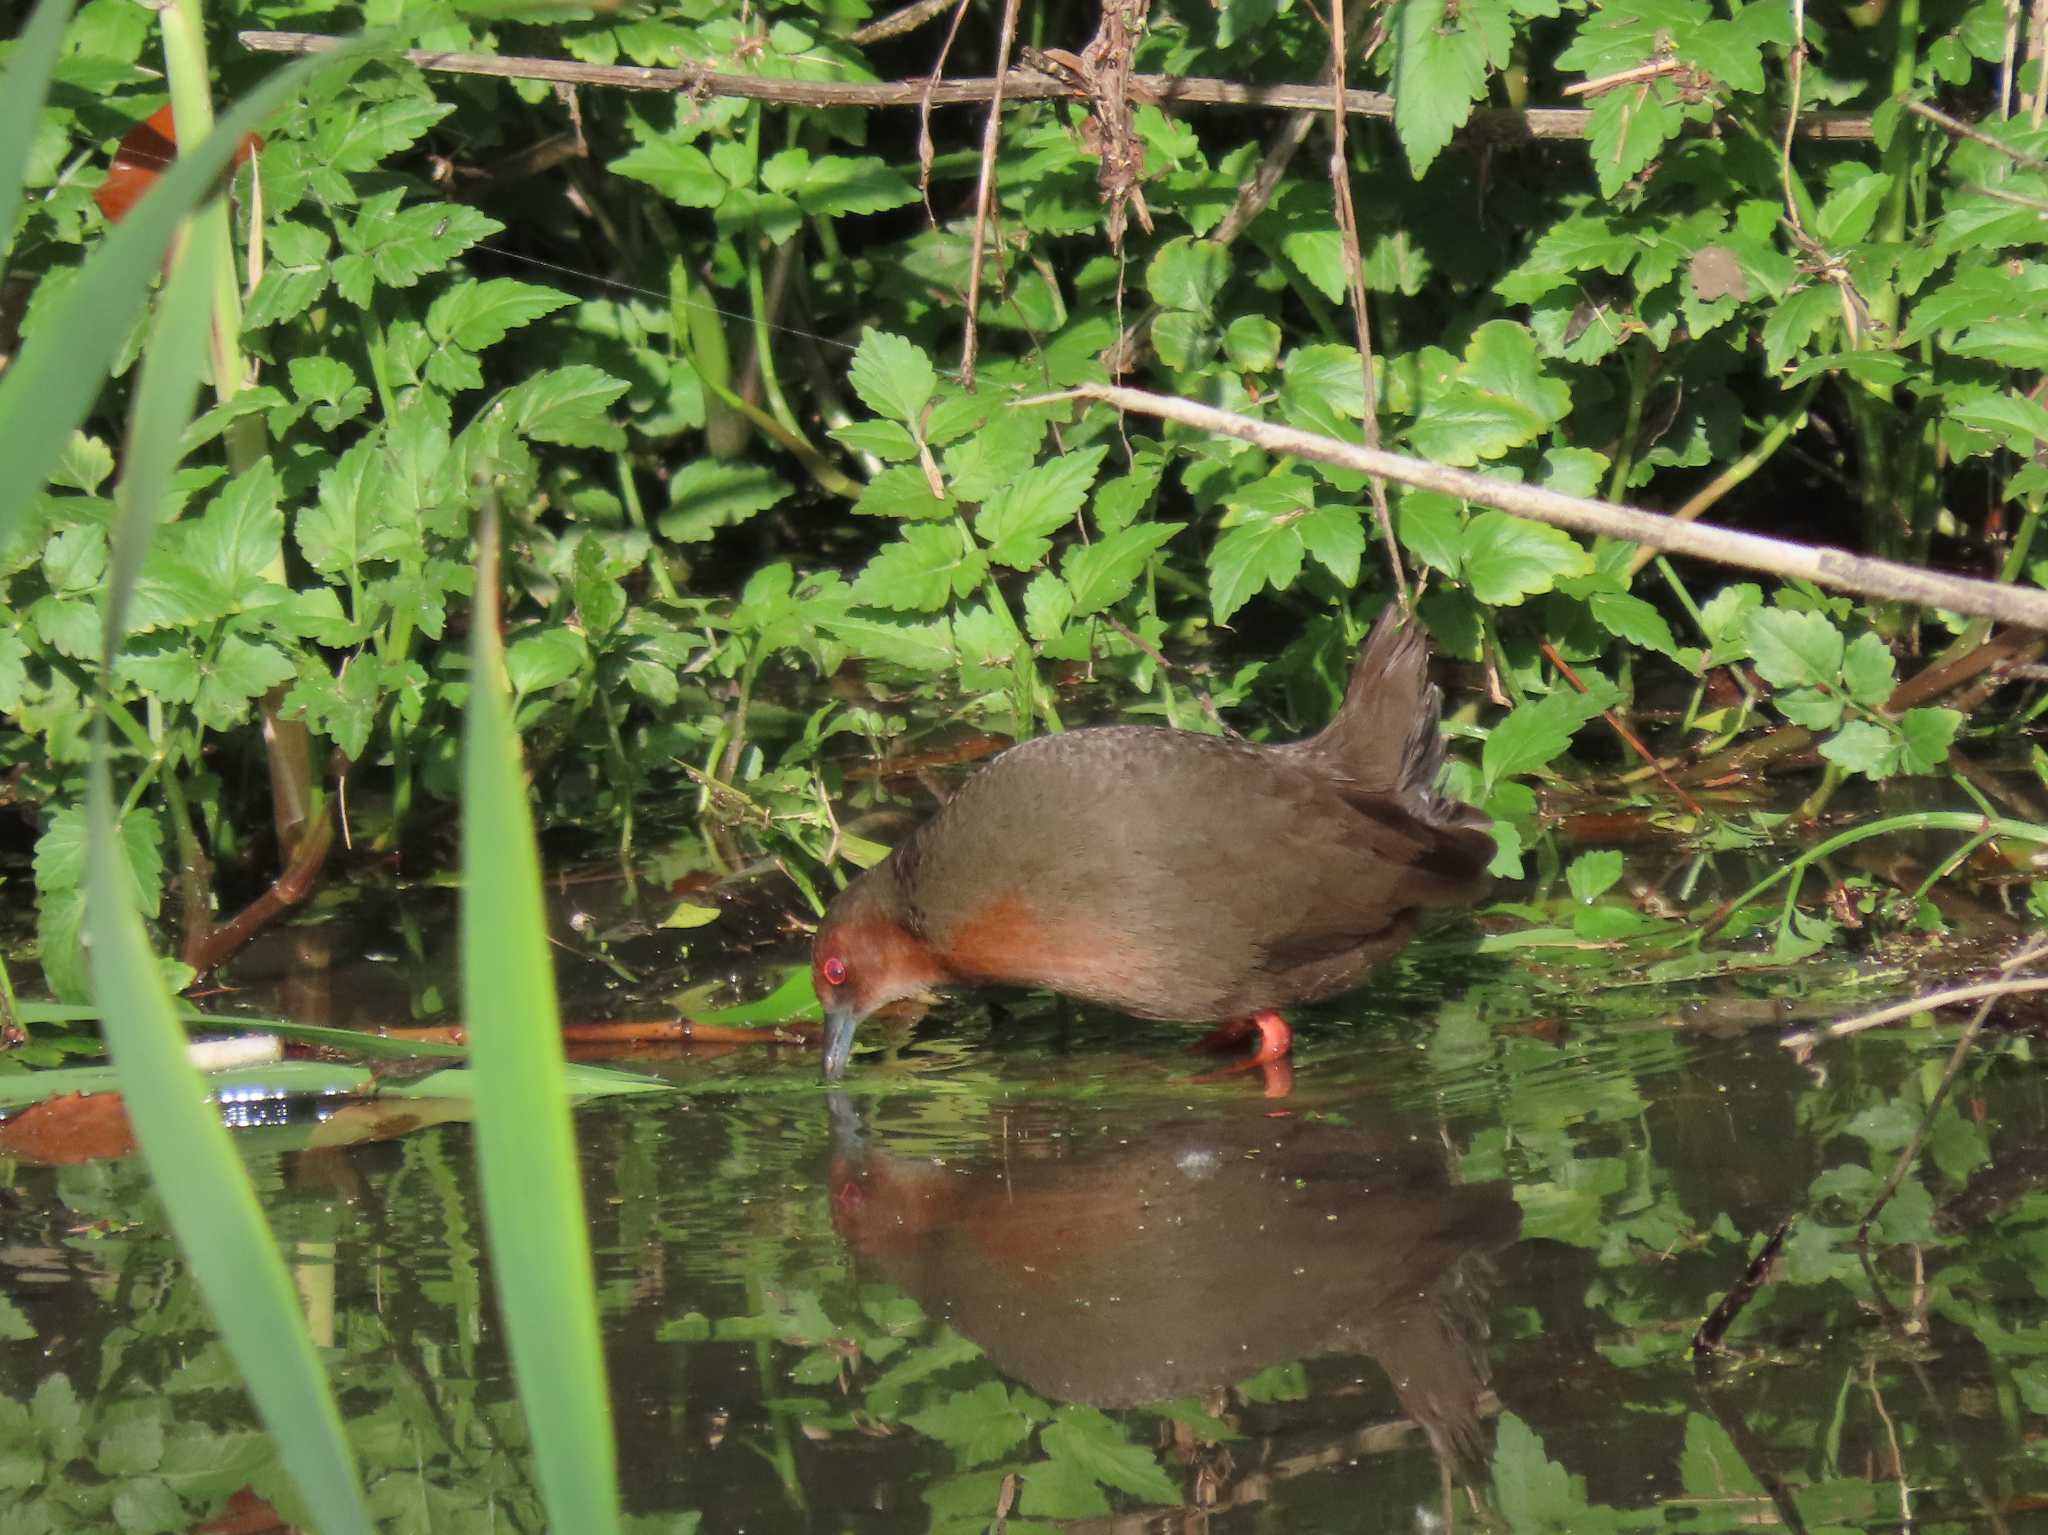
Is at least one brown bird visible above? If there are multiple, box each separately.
[813,606,1493,1080]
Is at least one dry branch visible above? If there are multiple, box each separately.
[237,31,1877,140]
[1027,382,2048,631]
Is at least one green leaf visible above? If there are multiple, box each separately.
[1743,608,1844,689]
[609,136,726,207]
[903,1381,1039,1466]
[1818,719,1894,778]
[1410,322,1571,465]
[829,419,919,461]
[853,525,987,611]
[1279,344,1367,439]
[0,0,72,281]
[196,635,297,730]
[848,329,937,426]
[659,461,793,542]
[977,447,1106,569]
[243,219,333,329]
[1297,503,1366,586]
[770,152,918,217]
[851,465,953,523]
[1492,1412,1596,1531]
[1041,1406,1182,1504]
[1584,82,1683,198]
[1063,522,1183,613]
[1392,0,1491,174]
[1482,686,1613,791]
[1840,631,1896,706]
[819,615,957,672]
[497,366,630,450]
[1146,237,1230,311]
[506,627,591,695]
[1461,511,1591,605]
[1397,491,1464,577]
[1899,707,1962,774]
[1209,515,1306,624]
[1567,849,1623,903]
[426,278,572,350]
[1589,592,1678,658]
[95,1402,164,1477]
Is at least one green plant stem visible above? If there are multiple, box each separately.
[1705,812,2048,940]
[745,237,803,442]
[1798,762,1845,821]
[1607,338,1651,504]
[1626,381,1820,577]
[700,372,860,498]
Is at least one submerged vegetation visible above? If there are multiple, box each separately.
[4,0,2048,1523]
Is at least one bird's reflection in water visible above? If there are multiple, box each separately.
[827,1092,1520,1486]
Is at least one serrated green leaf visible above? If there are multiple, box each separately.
[853,525,986,611]
[1589,592,1678,657]
[1840,631,1896,706]
[1063,521,1183,613]
[1210,516,1306,624]
[1899,707,1961,773]
[1462,511,1591,605]
[852,465,953,522]
[609,136,726,207]
[1744,608,1844,689]
[659,461,792,542]
[1392,0,1490,174]
[1482,686,1613,791]
[1818,719,1894,777]
[1567,849,1624,903]
[849,330,937,426]
[976,447,1106,569]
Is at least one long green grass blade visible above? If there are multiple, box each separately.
[0,39,357,544]
[85,754,372,1535]
[461,507,622,1534]
[0,0,72,280]
[104,209,220,634]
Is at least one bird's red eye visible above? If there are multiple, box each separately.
[822,956,847,986]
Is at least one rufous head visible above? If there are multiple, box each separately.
[812,865,945,1080]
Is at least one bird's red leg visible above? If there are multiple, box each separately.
[1190,1011,1294,1098]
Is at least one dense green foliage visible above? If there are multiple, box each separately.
[5,0,2048,995]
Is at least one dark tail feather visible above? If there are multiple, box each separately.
[1290,607,1496,886]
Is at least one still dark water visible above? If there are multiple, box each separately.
[3,886,2047,1533]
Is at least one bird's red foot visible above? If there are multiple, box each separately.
[1189,1011,1293,1099]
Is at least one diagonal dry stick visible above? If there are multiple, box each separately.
[1023,381,2048,629]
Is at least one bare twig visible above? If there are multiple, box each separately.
[851,0,961,46]
[1856,936,2048,1245]
[1563,59,1691,97]
[959,0,1023,389]
[1692,1219,1796,1358]
[237,32,1879,139]
[916,0,975,213]
[1905,96,2048,169]
[1538,640,1705,816]
[1783,973,2048,1051]
[1325,0,1406,604]
[1779,0,1809,239]
[1026,381,2048,629]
